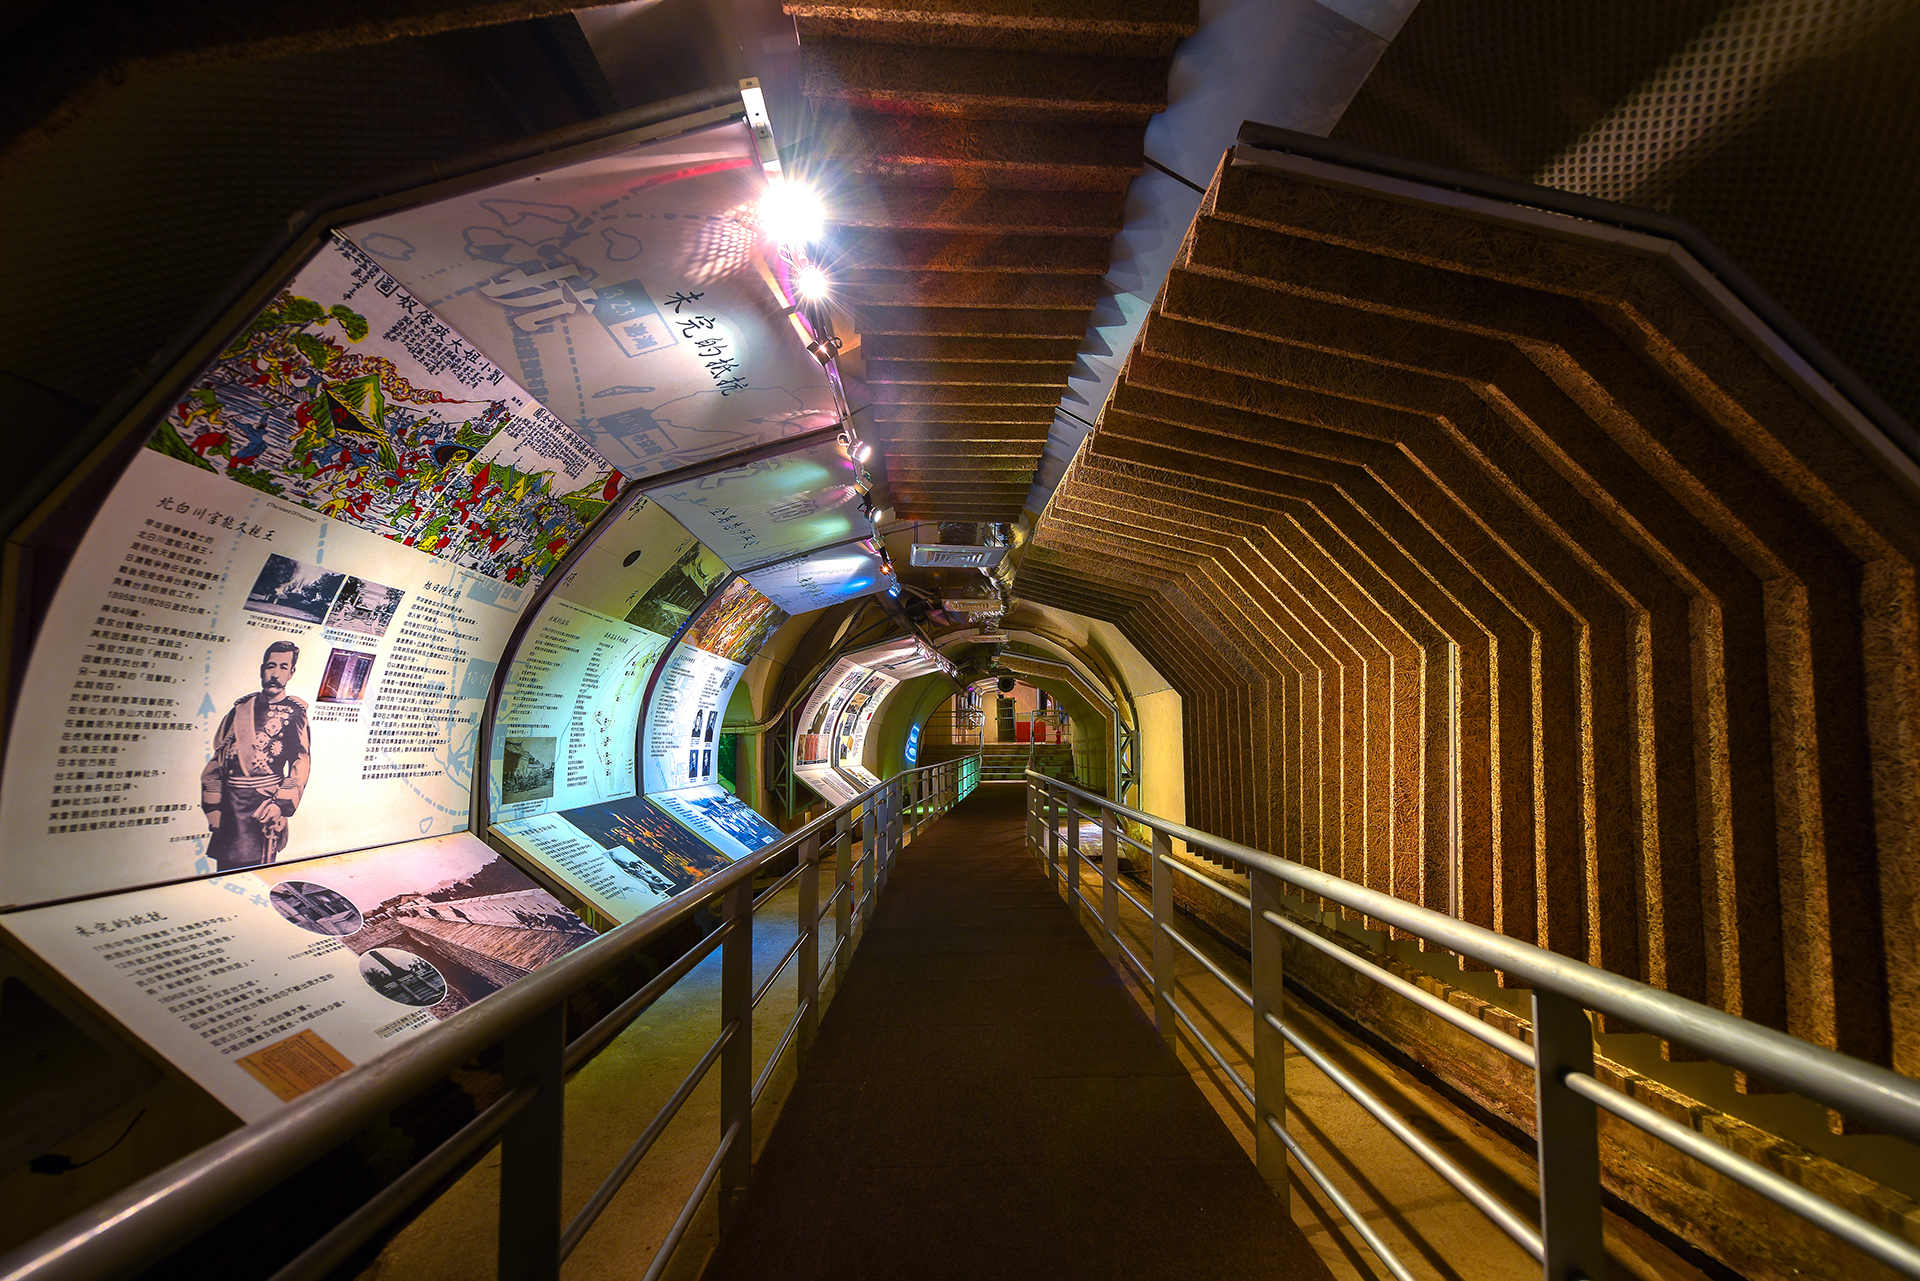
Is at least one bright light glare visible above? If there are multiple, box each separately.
[760,179,825,247]
[796,264,830,301]
[854,442,872,462]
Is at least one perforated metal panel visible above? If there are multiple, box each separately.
[1334,0,1920,428]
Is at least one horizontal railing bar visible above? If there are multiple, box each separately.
[821,933,849,983]
[0,763,958,1281]
[638,1120,739,1281]
[1272,1012,1544,1261]
[565,921,733,1074]
[1265,1113,1421,1281]
[1029,771,1920,1141]
[1266,910,1535,1068]
[1159,920,1255,1009]
[1167,991,1255,1105]
[751,931,807,1011]
[751,998,811,1107]
[1158,854,1252,911]
[562,1021,735,1258]
[1559,1072,1920,1278]
[753,860,804,907]
[1115,938,1151,985]
[270,1081,537,1281]
[821,878,848,915]
[1114,878,1149,919]
[1114,828,1152,856]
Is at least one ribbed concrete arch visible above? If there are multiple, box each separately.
[1017,139,1920,1084]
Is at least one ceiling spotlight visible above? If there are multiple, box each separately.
[806,334,842,366]
[759,178,824,247]
[854,441,871,462]
[796,263,830,301]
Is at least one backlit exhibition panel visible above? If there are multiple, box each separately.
[0,87,875,1122]
[742,537,892,615]
[2,832,593,1121]
[343,118,842,479]
[0,237,614,910]
[487,498,725,824]
[641,432,872,569]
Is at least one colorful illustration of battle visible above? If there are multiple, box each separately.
[148,235,626,587]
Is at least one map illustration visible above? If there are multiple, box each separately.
[341,119,841,479]
[148,235,620,586]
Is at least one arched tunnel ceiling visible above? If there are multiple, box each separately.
[1014,131,1920,1083]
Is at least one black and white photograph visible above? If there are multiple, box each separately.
[325,576,404,638]
[244,554,346,625]
[268,879,364,936]
[685,791,781,849]
[316,648,377,704]
[357,948,447,1007]
[502,735,557,805]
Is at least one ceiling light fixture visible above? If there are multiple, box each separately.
[796,263,830,301]
[759,178,824,247]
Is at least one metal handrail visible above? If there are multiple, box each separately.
[0,758,970,1281]
[1025,770,1920,1281]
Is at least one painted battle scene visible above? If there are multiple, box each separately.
[146,236,622,587]
[683,578,787,664]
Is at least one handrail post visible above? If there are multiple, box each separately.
[1064,792,1082,916]
[1150,825,1175,1045]
[1250,869,1288,1206]
[1025,776,1038,858]
[797,829,822,1059]
[861,799,879,928]
[1045,783,1062,892]
[889,779,904,863]
[1098,804,1119,963]
[1533,990,1604,1281]
[498,1000,565,1281]
[718,879,753,1225]
[834,808,853,961]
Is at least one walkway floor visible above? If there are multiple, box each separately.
[703,786,1331,1280]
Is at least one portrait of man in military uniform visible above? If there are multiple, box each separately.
[201,640,311,870]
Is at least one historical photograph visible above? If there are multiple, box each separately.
[244,554,345,625]
[316,648,376,704]
[268,880,363,936]
[625,543,726,638]
[324,576,403,638]
[685,791,781,850]
[336,846,595,1020]
[501,735,557,804]
[357,949,447,1007]
[201,641,310,871]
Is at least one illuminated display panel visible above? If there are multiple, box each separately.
[743,537,891,614]
[0,236,616,909]
[640,579,785,794]
[487,499,727,824]
[493,793,734,924]
[1,832,592,1120]
[641,433,871,569]
[343,119,840,480]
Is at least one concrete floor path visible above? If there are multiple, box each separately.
[703,786,1331,1281]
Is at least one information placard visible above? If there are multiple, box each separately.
[0,450,526,908]
[743,539,891,615]
[641,435,870,569]
[494,795,733,923]
[343,119,841,478]
[649,783,784,862]
[1,833,593,1121]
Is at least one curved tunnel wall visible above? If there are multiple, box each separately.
[1019,137,1920,1079]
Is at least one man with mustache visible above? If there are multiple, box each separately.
[201,640,311,870]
